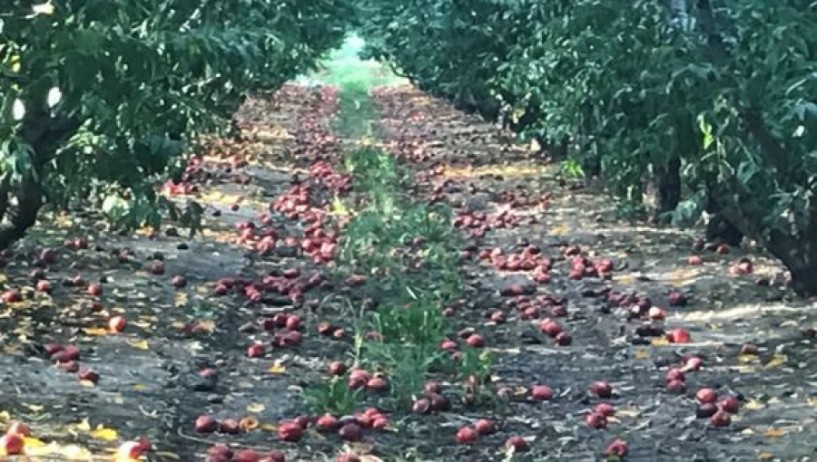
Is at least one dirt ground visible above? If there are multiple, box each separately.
[0,82,816,462]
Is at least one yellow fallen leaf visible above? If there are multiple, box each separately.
[738,354,760,363]
[174,292,188,307]
[615,275,635,285]
[82,327,109,336]
[130,340,149,350]
[807,397,817,407]
[238,416,259,431]
[76,418,92,432]
[764,354,787,369]
[550,225,569,236]
[633,348,650,360]
[743,399,765,410]
[79,380,96,388]
[268,361,286,375]
[734,364,758,374]
[0,274,7,284]
[513,386,528,396]
[246,403,266,413]
[90,425,118,441]
[651,337,670,346]
[260,423,277,432]
[133,384,146,391]
[22,437,45,448]
[758,452,774,461]
[765,427,786,438]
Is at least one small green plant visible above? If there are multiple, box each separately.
[302,376,362,416]
[363,342,443,411]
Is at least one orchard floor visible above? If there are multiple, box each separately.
[1,81,817,462]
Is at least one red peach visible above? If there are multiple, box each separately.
[709,411,731,427]
[328,361,347,376]
[531,385,554,401]
[0,433,24,455]
[666,368,685,383]
[466,334,485,348]
[277,421,303,442]
[696,388,718,404]
[505,436,529,452]
[234,450,260,462]
[719,396,740,413]
[315,414,338,431]
[195,415,219,433]
[455,426,478,444]
[338,423,363,442]
[666,328,691,344]
[87,283,103,296]
[78,367,99,384]
[604,439,629,457]
[473,419,495,435]
[594,403,615,417]
[584,412,607,429]
[109,316,126,333]
[667,380,686,393]
[590,381,613,398]
[247,343,265,358]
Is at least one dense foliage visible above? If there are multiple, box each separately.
[356,0,817,296]
[0,0,350,245]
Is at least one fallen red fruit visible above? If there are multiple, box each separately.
[78,367,99,384]
[584,412,607,429]
[109,316,126,333]
[0,433,23,455]
[412,398,431,414]
[666,328,691,344]
[696,388,718,404]
[315,414,338,431]
[234,449,260,462]
[87,282,103,296]
[171,275,187,288]
[604,439,629,457]
[696,403,718,418]
[465,333,485,348]
[684,356,703,371]
[277,421,303,442]
[665,368,685,383]
[371,416,389,430]
[260,451,286,462]
[328,361,347,376]
[52,344,79,362]
[36,280,52,293]
[473,419,495,435]
[455,426,478,444]
[505,436,529,452]
[5,421,30,437]
[195,415,219,433]
[667,379,686,393]
[688,255,703,265]
[555,332,572,346]
[594,402,615,417]
[424,381,442,394]
[219,419,240,434]
[2,290,22,303]
[531,385,554,401]
[366,376,388,392]
[338,423,363,442]
[590,381,613,398]
[648,307,666,321]
[440,339,458,351]
[539,319,563,337]
[117,440,150,460]
[39,248,56,264]
[719,395,740,413]
[247,343,265,358]
[208,444,233,460]
[709,411,731,427]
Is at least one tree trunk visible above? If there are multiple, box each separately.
[652,157,682,223]
[767,232,817,297]
[0,111,81,250]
